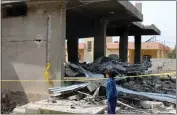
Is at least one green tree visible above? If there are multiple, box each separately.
[168,45,176,59]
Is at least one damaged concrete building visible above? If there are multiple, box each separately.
[1,0,176,114]
[2,0,161,93]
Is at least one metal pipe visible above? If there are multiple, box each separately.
[46,15,51,63]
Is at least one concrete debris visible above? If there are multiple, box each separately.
[25,105,40,114]
[117,100,136,109]
[12,76,176,114]
[93,87,100,98]
[5,58,175,114]
[13,100,107,114]
[46,76,176,114]
[70,105,76,109]
[151,108,160,114]
[47,97,57,103]
[87,83,100,92]
[68,94,85,101]
[77,91,92,97]
[140,101,165,109]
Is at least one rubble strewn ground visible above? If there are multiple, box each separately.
[12,74,176,114]
[3,75,176,114]
[2,56,176,114]
[47,76,176,114]
[1,90,48,114]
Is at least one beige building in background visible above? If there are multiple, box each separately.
[65,38,171,64]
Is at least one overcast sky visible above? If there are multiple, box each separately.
[113,1,176,48]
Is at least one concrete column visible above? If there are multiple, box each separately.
[67,38,78,63]
[134,35,142,64]
[94,20,108,60]
[119,27,128,62]
[84,38,94,63]
[49,3,66,87]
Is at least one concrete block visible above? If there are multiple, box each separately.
[68,94,84,101]
[47,97,57,103]
[25,105,40,114]
[93,87,100,98]
[87,83,99,92]
[13,108,26,114]
[140,101,165,109]
[151,108,160,114]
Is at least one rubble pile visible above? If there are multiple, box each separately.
[1,89,17,114]
[65,55,152,77]
[49,76,176,114]
[118,76,176,95]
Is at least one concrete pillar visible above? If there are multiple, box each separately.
[49,3,66,87]
[94,20,108,60]
[134,35,142,64]
[67,38,78,63]
[84,38,94,63]
[119,27,128,62]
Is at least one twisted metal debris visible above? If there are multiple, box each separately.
[65,55,152,77]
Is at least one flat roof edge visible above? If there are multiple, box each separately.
[132,22,161,35]
[118,1,143,21]
[150,24,161,35]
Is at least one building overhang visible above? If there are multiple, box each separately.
[2,0,146,38]
[66,0,143,22]
[2,0,143,21]
[107,22,161,36]
[130,22,161,35]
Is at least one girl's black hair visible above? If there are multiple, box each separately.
[104,69,114,78]
[104,69,116,78]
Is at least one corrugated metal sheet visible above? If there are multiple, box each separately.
[49,83,90,94]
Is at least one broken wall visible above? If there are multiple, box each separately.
[150,58,176,73]
[2,3,65,95]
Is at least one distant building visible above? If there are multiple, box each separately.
[65,37,171,64]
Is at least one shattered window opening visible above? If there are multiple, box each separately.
[2,2,27,18]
